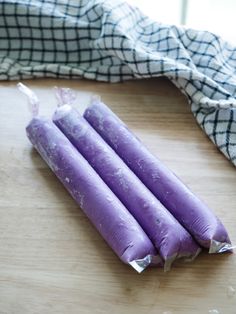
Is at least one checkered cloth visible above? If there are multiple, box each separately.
[1,0,236,165]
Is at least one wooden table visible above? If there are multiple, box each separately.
[0,78,235,314]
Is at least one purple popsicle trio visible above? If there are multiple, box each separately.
[19,84,233,273]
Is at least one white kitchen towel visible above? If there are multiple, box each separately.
[1,0,236,164]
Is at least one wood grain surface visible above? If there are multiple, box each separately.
[0,78,235,314]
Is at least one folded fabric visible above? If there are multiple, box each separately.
[1,0,236,164]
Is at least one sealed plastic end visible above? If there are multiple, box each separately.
[129,255,161,273]
[55,87,77,107]
[163,247,202,272]
[90,94,101,106]
[163,254,177,272]
[17,83,39,117]
[209,240,234,253]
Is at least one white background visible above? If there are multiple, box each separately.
[127,0,236,44]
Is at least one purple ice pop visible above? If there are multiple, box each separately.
[53,105,200,267]
[84,100,231,253]
[26,116,160,272]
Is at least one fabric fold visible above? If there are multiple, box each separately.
[1,0,236,164]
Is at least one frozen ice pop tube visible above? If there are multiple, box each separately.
[20,83,160,273]
[26,117,160,272]
[53,103,200,268]
[83,99,232,253]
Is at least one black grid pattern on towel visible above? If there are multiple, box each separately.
[1,0,236,165]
